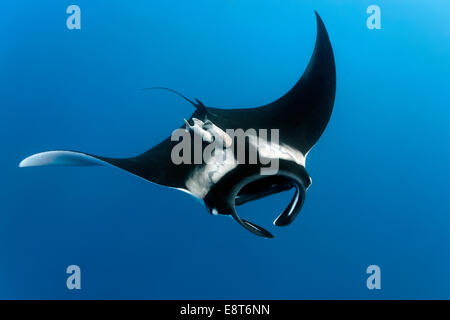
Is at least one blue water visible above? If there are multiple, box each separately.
[1,0,449,299]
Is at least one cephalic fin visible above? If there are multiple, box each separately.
[230,206,274,239]
[273,179,306,227]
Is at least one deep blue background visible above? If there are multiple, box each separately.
[1,0,449,299]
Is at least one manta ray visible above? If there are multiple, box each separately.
[19,12,336,238]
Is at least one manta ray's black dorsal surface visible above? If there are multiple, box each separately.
[20,12,336,238]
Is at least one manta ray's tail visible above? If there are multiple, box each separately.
[142,87,207,113]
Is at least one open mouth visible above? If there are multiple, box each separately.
[232,174,307,238]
